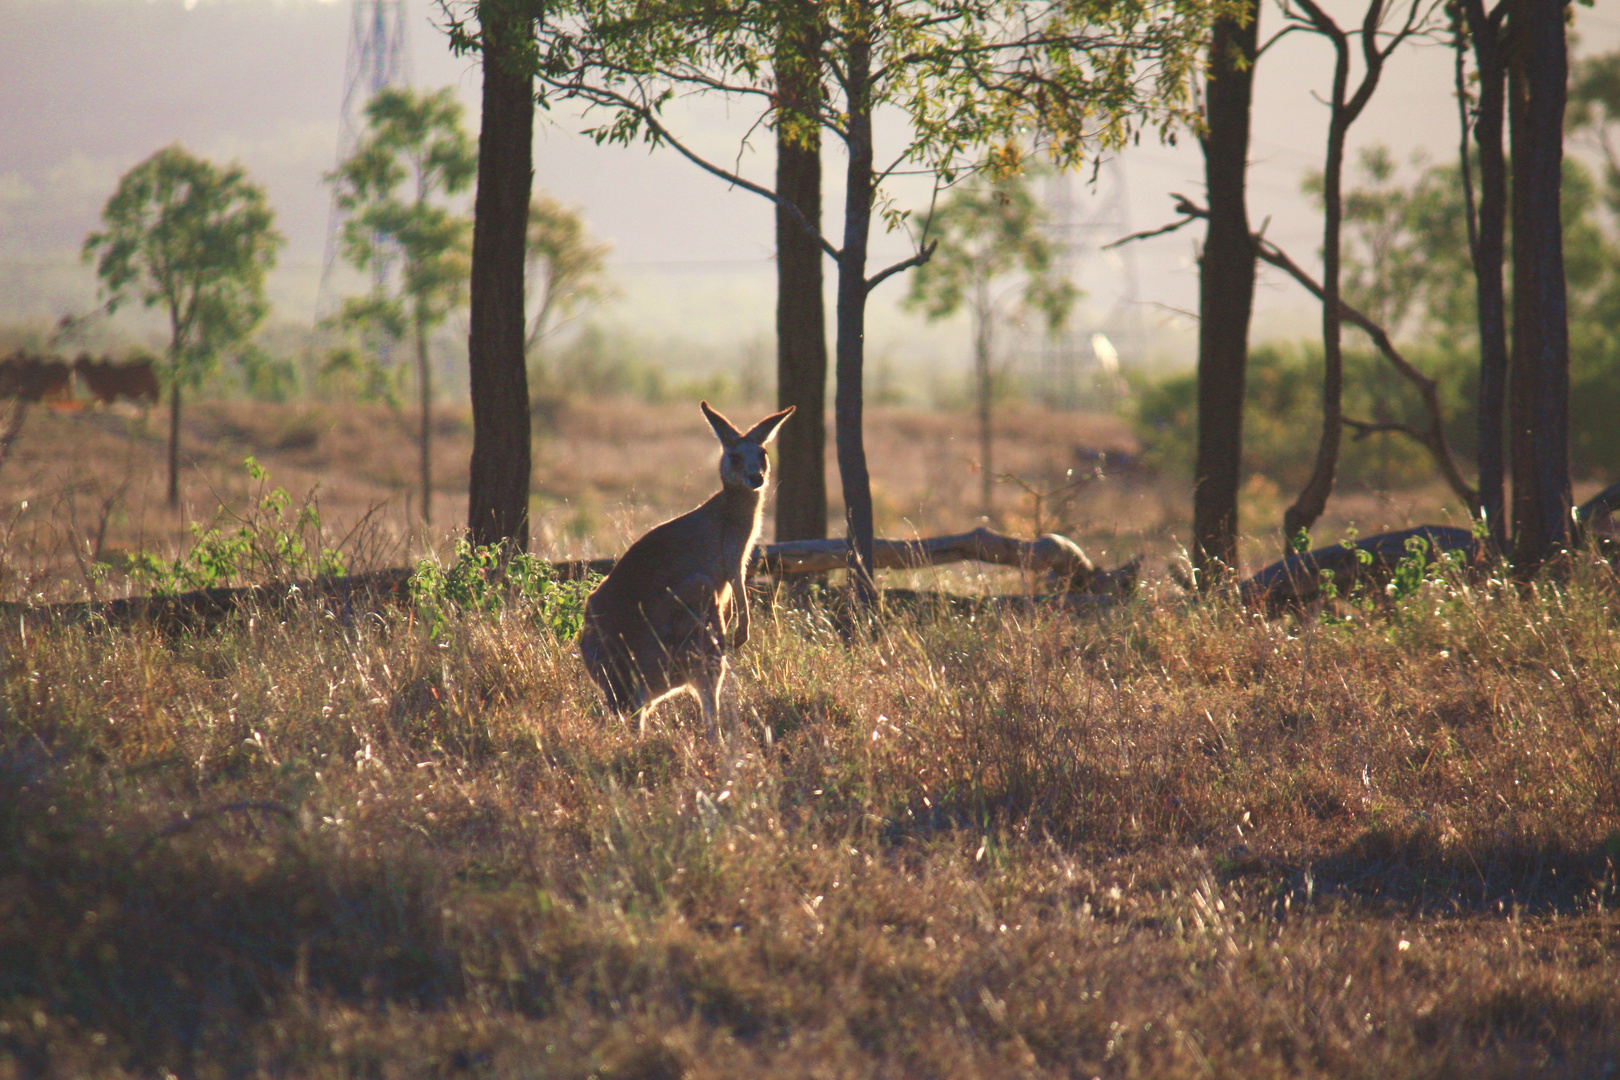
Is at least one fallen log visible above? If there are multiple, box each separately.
[1242,484,1620,613]
[754,528,1097,591]
[2,568,419,635]
[3,529,1115,633]
[1578,481,1620,533]
[1241,526,1482,615]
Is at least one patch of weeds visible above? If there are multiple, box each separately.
[129,458,344,594]
[410,539,596,641]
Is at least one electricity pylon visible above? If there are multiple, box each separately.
[315,0,412,318]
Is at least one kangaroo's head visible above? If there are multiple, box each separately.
[702,401,794,492]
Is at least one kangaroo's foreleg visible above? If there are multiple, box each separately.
[726,574,750,649]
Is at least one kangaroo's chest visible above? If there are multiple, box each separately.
[719,529,753,577]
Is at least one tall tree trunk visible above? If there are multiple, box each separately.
[416,309,432,525]
[1192,0,1260,584]
[167,374,181,509]
[773,4,829,544]
[835,17,876,603]
[1283,47,1351,544]
[467,0,535,553]
[1462,0,1509,553]
[1507,0,1571,574]
[974,289,993,517]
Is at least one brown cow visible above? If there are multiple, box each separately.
[73,354,161,406]
[0,352,73,403]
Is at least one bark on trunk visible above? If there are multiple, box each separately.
[416,309,432,525]
[834,18,876,603]
[773,6,829,544]
[167,374,181,509]
[1462,0,1510,552]
[1192,0,1259,584]
[466,0,535,553]
[974,293,993,517]
[1507,0,1572,574]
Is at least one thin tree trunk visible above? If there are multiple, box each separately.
[167,374,181,509]
[834,16,876,603]
[975,290,993,517]
[467,0,535,553]
[1282,28,1352,545]
[1462,0,1509,552]
[417,309,432,525]
[773,2,829,544]
[1507,0,1571,574]
[1192,0,1259,584]
[1284,0,1401,547]
[166,307,182,510]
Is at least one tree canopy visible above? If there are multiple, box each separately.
[83,143,282,506]
[327,87,478,526]
[525,191,613,358]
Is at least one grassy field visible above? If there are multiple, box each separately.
[1,398,1618,1078]
[0,395,1504,603]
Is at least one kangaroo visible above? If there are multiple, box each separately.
[578,401,794,737]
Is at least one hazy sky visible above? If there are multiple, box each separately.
[3,0,1617,374]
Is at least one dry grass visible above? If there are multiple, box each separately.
[3,396,1618,1076]
[0,394,1530,607]
[2,535,1618,1077]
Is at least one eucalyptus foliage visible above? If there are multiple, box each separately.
[904,171,1075,513]
[84,144,282,506]
[327,87,478,524]
[448,0,1222,599]
[526,191,614,359]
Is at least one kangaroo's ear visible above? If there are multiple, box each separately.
[701,400,742,447]
[743,405,795,446]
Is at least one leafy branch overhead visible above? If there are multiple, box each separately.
[447,0,1223,276]
[445,0,1224,600]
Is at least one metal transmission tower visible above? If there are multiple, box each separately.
[1013,157,1145,408]
[315,0,412,317]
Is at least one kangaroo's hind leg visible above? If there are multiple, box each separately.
[660,574,731,740]
[582,633,654,733]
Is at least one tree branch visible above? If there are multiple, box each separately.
[1102,195,1203,248]
[554,78,842,261]
[865,240,937,295]
[1154,194,1479,515]
[1343,415,1424,441]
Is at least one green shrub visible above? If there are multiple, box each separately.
[129,459,344,594]
[409,539,596,641]
[1133,341,1479,490]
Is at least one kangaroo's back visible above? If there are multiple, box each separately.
[579,401,794,733]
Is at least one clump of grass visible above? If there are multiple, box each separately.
[1,544,1618,1077]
